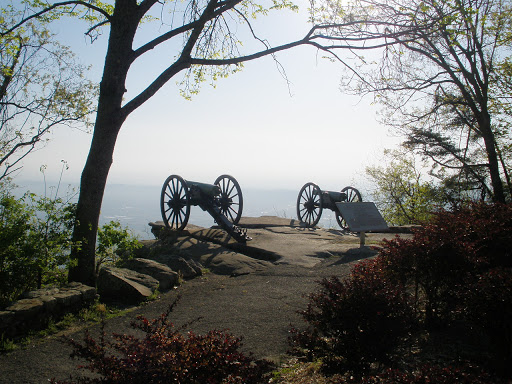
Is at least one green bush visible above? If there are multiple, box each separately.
[0,181,143,307]
[0,191,76,307]
[96,220,142,270]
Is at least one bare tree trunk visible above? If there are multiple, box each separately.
[496,145,512,199]
[68,116,123,284]
[485,138,505,203]
[480,113,506,203]
[68,1,138,284]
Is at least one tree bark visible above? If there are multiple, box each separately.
[68,1,139,284]
[480,117,506,203]
[68,118,123,285]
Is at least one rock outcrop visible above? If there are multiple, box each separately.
[149,255,202,279]
[97,266,159,303]
[122,258,179,291]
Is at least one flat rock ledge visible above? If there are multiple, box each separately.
[0,282,96,339]
[146,216,415,273]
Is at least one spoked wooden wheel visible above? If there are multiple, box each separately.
[297,182,323,227]
[214,174,243,224]
[336,186,362,230]
[160,175,190,230]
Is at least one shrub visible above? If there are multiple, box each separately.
[340,363,498,384]
[290,258,414,373]
[291,202,512,379]
[51,300,273,383]
[377,202,512,375]
[0,194,37,306]
[378,202,512,327]
[96,220,142,270]
[0,185,140,307]
[463,267,512,376]
[378,235,471,327]
[0,191,76,307]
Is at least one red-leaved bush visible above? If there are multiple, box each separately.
[463,266,512,375]
[291,202,512,380]
[379,204,510,324]
[289,258,414,373]
[340,363,496,383]
[52,300,273,383]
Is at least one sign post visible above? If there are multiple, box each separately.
[335,202,389,248]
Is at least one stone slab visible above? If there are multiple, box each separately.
[335,202,389,232]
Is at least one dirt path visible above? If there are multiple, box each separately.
[0,259,371,383]
[0,217,403,383]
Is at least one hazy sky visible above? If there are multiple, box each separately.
[17,0,401,193]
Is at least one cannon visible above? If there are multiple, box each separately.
[160,174,250,242]
[296,182,362,230]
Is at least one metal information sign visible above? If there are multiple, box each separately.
[335,202,388,232]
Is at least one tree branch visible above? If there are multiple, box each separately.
[132,0,243,62]
[1,1,111,37]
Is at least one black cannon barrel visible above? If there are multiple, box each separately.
[187,181,221,205]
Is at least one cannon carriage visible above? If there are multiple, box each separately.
[296,182,362,230]
[160,174,249,242]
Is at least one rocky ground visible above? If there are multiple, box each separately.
[0,216,409,384]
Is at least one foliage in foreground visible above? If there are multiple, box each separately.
[0,190,75,307]
[0,184,141,308]
[289,266,414,373]
[52,299,273,384]
[272,361,495,384]
[289,202,512,382]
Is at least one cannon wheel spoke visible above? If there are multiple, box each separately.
[336,186,362,231]
[160,175,190,230]
[214,174,243,225]
[296,182,323,227]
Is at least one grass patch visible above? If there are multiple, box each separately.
[271,359,333,384]
[144,289,161,302]
[0,334,17,353]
